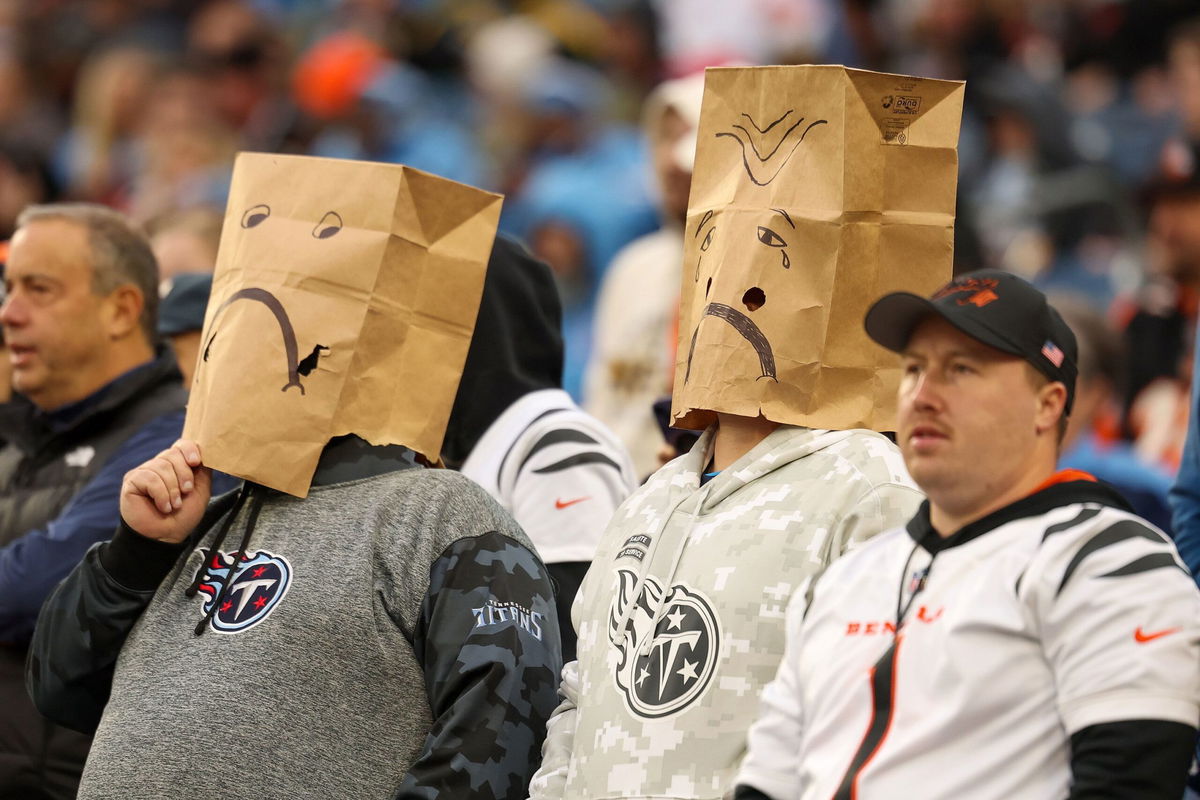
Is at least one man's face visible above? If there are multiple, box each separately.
[651,107,693,225]
[897,316,1044,512]
[0,220,114,410]
[1150,192,1200,285]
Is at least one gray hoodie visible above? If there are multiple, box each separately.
[29,444,562,800]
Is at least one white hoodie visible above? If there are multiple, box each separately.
[529,424,922,799]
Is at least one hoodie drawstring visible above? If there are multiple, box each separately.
[638,489,709,656]
[184,485,249,598]
[613,484,712,650]
[188,486,266,636]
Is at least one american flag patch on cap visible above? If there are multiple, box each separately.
[1041,340,1064,367]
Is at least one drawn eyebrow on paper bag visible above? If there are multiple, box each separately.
[716,111,828,186]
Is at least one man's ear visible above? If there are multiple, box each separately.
[103,285,145,340]
[1034,380,1068,436]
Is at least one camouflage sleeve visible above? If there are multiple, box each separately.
[834,482,924,554]
[527,658,581,799]
[396,531,563,800]
[26,523,189,733]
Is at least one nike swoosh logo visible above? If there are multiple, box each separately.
[1134,626,1180,643]
[555,497,590,510]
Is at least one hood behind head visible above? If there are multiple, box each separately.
[642,72,705,171]
[442,235,564,466]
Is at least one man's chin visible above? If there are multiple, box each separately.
[903,459,951,493]
[9,373,44,404]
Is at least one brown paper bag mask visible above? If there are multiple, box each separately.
[672,65,964,432]
[184,153,503,497]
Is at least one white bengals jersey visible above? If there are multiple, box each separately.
[738,476,1200,800]
[460,388,637,564]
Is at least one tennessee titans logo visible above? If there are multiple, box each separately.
[609,569,720,718]
[193,549,292,634]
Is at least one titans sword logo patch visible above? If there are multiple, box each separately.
[609,569,720,718]
[193,549,293,634]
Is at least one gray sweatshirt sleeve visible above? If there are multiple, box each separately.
[395,530,563,800]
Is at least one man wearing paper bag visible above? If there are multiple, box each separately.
[529,65,962,799]
[27,153,563,800]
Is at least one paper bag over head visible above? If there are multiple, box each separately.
[671,65,964,432]
[184,152,503,497]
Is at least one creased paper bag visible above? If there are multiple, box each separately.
[184,152,503,497]
[672,65,964,431]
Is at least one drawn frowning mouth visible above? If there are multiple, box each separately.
[201,287,326,395]
[684,302,777,383]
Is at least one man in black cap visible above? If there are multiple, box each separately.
[735,270,1200,800]
[156,272,213,387]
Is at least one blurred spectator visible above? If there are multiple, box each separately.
[0,140,58,240]
[0,51,64,163]
[55,43,161,203]
[295,31,486,187]
[185,0,293,152]
[595,1,663,122]
[1056,296,1174,532]
[1173,326,1200,586]
[157,272,213,387]
[584,72,703,476]
[146,205,223,281]
[1114,139,1200,473]
[0,203,188,798]
[967,65,1083,276]
[464,14,558,174]
[124,63,238,223]
[503,55,659,398]
[653,0,838,76]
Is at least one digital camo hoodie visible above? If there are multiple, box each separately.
[529,424,922,800]
[28,441,562,800]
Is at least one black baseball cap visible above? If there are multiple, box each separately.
[157,272,213,337]
[864,269,1078,414]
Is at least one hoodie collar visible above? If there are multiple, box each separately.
[676,424,862,511]
[906,473,1132,554]
[309,435,421,488]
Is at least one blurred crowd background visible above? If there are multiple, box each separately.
[0,0,1198,527]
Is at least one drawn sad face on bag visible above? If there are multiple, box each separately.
[671,66,962,432]
[184,153,502,497]
[672,67,842,431]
